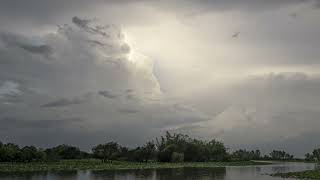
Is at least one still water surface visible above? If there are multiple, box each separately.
[0,162,317,180]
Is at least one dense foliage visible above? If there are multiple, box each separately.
[231,149,261,161]
[268,150,294,160]
[305,148,320,162]
[0,132,304,163]
[0,143,45,162]
[230,149,297,161]
[91,132,228,163]
[0,142,89,162]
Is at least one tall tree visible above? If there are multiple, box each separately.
[92,142,120,162]
[312,149,320,161]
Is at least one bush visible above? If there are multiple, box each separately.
[171,152,184,162]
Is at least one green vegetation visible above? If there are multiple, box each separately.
[1,132,230,163]
[304,148,320,162]
[268,150,294,161]
[0,159,272,173]
[270,148,320,179]
[272,170,320,179]
[2,131,317,173]
[0,142,90,163]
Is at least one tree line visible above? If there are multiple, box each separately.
[0,132,319,163]
[0,143,90,162]
[305,149,320,162]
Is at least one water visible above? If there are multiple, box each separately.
[0,162,317,180]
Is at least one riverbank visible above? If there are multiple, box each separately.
[272,169,320,179]
[0,159,272,173]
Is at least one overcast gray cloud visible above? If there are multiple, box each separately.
[1,0,320,156]
[42,97,86,108]
[0,117,82,130]
[98,90,119,99]
[0,15,208,150]
[171,72,320,156]
[1,0,319,29]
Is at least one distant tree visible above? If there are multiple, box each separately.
[254,150,261,160]
[92,142,120,162]
[157,132,182,162]
[0,142,4,162]
[37,149,47,161]
[184,140,204,162]
[171,152,184,162]
[4,133,317,164]
[156,131,227,162]
[0,142,47,162]
[269,150,294,161]
[206,140,228,161]
[305,153,314,162]
[21,146,38,162]
[158,144,177,162]
[128,147,144,162]
[312,148,320,161]
[232,149,261,161]
[80,151,91,159]
[118,146,129,161]
[263,155,271,160]
[46,145,82,160]
[141,141,156,162]
[2,143,20,162]
[45,148,61,162]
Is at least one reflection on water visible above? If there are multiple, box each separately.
[90,168,226,180]
[0,162,317,180]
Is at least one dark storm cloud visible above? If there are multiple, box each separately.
[0,0,101,24]
[42,98,85,108]
[118,108,140,114]
[173,72,320,154]
[0,117,82,130]
[0,33,52,56]
[19,44,52,56]
[72,16,110,37]
[0,0,318,26]
[98,90,118,99]
[87,40,109,47]
[1,0,320,156]
[146,0,320,15]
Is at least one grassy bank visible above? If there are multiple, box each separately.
[0,159,272,173]
[272,170,320,179]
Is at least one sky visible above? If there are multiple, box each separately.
[1,0,320,157]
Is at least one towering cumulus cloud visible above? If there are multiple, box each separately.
[1,0,320,156]
[0,17,208,148]
[0,16,161,98]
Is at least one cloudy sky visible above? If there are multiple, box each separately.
[1,0,320,156]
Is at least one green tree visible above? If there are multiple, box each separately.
[312,148,320,161]
[171,152,184,162]
[269,150,294,160]
[0,142,4,162]
[141,141,156,162]
[206,140,228,161]
[254,150,261,159]
[232,149,252,161]
[45,144,82,160]
[155,131,227,162]
[92,142,120,162]
[158,144,177,162]
[21,146,38,162]
[305,153,314,162]
[2,143,20,162]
